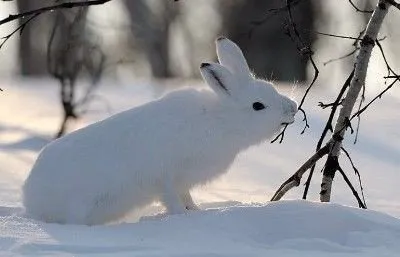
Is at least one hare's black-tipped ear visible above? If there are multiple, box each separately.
[200,62,237,97]
[216,37,251,80]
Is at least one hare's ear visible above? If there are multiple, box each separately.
[200,62,237,97]
[216,37,251,80]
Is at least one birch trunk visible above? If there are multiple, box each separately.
[320,0,390,202]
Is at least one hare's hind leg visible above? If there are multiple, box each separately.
[181,191,200,211]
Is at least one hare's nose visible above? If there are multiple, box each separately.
[285,98,298,114]
[290,100,298,113]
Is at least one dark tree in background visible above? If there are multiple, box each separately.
[12,0,316,83]
[16,0,49,76]
[219,0,316,82]
[124,0,178,78]
[47,5,105,138]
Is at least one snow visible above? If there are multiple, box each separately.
[1,201,400,256]
[0,78,399,256]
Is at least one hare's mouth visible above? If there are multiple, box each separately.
[281,117,295,125]
[281,121,294,126]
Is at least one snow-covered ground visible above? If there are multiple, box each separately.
[0,78,399,256]
[2,201,400,257]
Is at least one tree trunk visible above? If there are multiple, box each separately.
[320,0,390,202]
[124,0,176,78]
[48,6,89,138]
[16,0,49,76]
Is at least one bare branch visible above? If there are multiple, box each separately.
[341,147,367,207]
[270,124,288,144]
[353,111,361,143]
[250,0,303,27]
[311,30,361,41]
[323,48,358,66]
[351,78,399,119]
[348,0,373,13]
[353,85,365,144]
[314,29,365,66]
[337,163,367,209]
[0,0,112,26]
[271,141,332,201]
[298,108,309,134]
[375,39,399,78]
[0,13,40,49]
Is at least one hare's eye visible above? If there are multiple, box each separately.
[252,102,266,111]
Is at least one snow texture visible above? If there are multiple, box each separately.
[1,201,400,257]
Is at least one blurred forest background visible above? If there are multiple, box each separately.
[0,0,400,97]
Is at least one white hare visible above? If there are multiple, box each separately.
[22,37,298,225]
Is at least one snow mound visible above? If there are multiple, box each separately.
[1,200,400,256]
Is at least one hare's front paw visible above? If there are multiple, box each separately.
[181,192,200,211]
[185,204,200,211]
[165,202,186,215]
[162,185,186,215]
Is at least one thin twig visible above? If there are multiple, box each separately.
[353,85,365,144]
[253,0,303,24]
[337,164,367,209]
[348,0,374,13]
[317,28,365,66]
[271,124,288,144]
[323,48,359,66]
[375,39,399,77]
[0,13,40,49]
[299,108,309,134]
[249,0,303,35]
[310,30,361,40]
[351,78,399,119]
[271,141,332,201]
[353,113,361,143]
[0,0,112,26]
[341,147,367,207]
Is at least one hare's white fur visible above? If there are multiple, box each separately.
[22,37,297,225]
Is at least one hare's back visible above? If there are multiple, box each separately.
[27,88,213,179]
